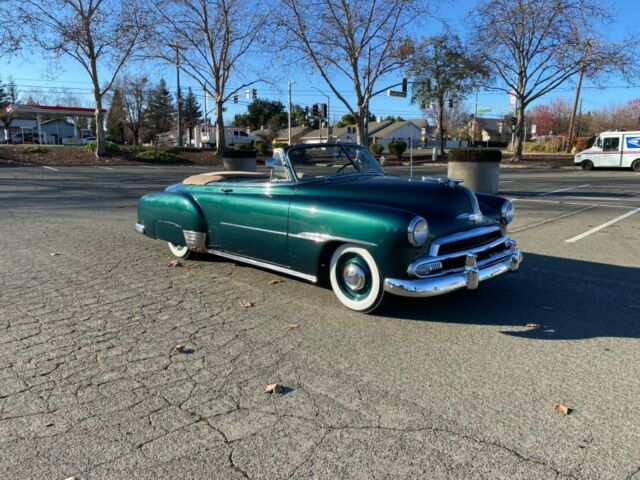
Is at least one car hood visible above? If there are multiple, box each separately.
[294,174,496,235]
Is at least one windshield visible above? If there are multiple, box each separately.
[286,144,384,181]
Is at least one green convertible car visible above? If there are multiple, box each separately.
[136,143,522,313]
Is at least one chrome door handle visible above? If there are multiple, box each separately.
[220,188,233,193]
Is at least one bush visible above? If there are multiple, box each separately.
[223,148,256,158]
[83,140,119,154]
[233,143,254,151]
[387,139,407,160]
[133,148,179,163]
[447,148,502,163]
[254,140,268,156]
[369,144,384,155]
[22,146,47,154]
[272,142,288,149]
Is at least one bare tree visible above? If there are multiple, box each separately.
[120,75,149,145]
[472,0,629,161]
[149,0,267,155]
[12,0,146,156]
[278,0,424,146]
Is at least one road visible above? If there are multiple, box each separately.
[1,163,639,479]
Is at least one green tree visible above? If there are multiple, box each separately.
[106,87,126,144]
[181,87,202,144]
[409,33,488,156]
[234,99,287,131]
[335,112,375,128]
[146,79,176,138]
[0,78,17,142]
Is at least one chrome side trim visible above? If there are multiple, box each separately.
[184,230,207,252]
[208,249,317,283]
[289,232,377,247]
[384,249,523,298]
[220,222,287,236]
[410,235,509,277]
[429,226,501,256]
[134,222,145,234]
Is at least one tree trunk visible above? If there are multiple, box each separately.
[356,107,369,146]
[513,101,526,162]
[94,95,105,157]
[215,100,226,156]
[438,98,445,158]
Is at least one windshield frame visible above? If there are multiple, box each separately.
[284,143,385,183]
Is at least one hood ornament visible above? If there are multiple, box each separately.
[421,177,464,187]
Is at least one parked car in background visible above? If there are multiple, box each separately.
[575,130,640,171]
[136,143,522,313]
[80,136,96,145]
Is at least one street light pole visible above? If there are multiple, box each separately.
[288,81,292,145]
[175,46,183,147]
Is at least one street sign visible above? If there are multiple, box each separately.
[477,108,491,113]
[531,124,537,134]
[387,90,407,98]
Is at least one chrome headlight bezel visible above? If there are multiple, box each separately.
[501,200,515,224]
[407,216,429,247]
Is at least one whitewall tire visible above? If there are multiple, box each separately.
[329,244,384,313]
[168,242,191,259]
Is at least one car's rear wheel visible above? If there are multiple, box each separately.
[581,160,594,170]
[632,159,640,172]
[168,242,191,259]
[329,244,384,313]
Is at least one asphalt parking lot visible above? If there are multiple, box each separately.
[1,162,639,479]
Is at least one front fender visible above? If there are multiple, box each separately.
[137,192,206,247]
[288,199,423,279]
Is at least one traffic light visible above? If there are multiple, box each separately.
[233,95,238,104]
[311,104,318,117]
[401,78,407,93]
[252,89,257,100]
[305,106,309,115]
[448,98,453,109]
[321,103,328,119]
[511,116,516,127]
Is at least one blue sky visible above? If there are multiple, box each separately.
[1,0,638,125]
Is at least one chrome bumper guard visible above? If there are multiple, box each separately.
[135,222,145,234]
[384,241,523,298]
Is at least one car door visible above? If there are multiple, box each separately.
[196,178,293,266]
[598,135,622,167]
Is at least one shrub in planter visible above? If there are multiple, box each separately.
[272,142,288,149]
[254,140,268,156]
[447,148,501,194]
[223,147,257,171]
[370,144,384,155]
[388,139,407,160]
[234,143,254,151]
[84,141,119,154]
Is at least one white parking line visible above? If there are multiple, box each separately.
[139,165,158,169]
[538,184,589,196]
[42,166,58,171]
[95,166,114,171]
[511,198,638,210]
[500,180,514,183]
[565,208,640,243]
[510,205,596,233]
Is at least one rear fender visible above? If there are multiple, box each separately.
[137,192,206,248]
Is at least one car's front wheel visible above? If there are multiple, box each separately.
[168,242,192,259]
[632,159,640,172]
[581,160,594,170]
[329,244,384,313]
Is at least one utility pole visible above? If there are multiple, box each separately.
[576,98,583,137]
[288,81,292,145]
[175,46,183,147]
[567,64,585,152]
[472,88,478,146]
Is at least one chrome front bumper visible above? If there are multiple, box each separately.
[135,222,145,234]
[384,247,523,298]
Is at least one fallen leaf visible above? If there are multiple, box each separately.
[268,279,283,285]
[265,383,281,394]
[167,260,182,267]
[49,252,61,256]
[553,403,572,415]
[284,323,300,331]
[239,300,253,308]
[524,323,541,329]
[174,344,186,353]
[186,262,197,268]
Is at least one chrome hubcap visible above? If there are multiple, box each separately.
[343,263,366,291]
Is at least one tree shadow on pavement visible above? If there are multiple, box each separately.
[381,253,640,341]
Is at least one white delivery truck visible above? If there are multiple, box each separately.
[199,125,255,148]
[575,131,640,171]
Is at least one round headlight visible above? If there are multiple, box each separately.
[407,216,428,247]
[501,200,515,224]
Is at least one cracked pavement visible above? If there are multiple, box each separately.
[1,164,639,479]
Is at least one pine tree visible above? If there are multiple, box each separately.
[182,87,202,144]
[106,87,126,143]
[146,79,176,138]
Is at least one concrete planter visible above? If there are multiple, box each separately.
[223,156,257,172]
[447,161,500,194]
